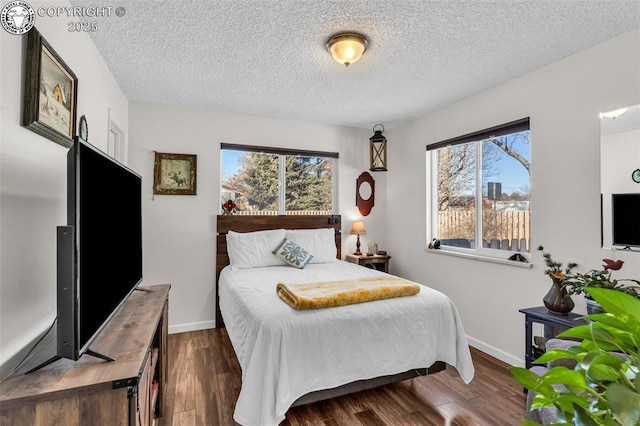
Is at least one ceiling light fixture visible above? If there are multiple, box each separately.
[600,107,628,119]
[326,33,368,67]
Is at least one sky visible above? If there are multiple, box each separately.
[221,150,244,181]
[486,150,531,195]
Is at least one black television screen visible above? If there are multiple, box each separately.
[58,137,143,360]
[611,193,640,249]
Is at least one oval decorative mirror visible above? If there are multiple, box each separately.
[356,171,375,216]
[359,180,372,199]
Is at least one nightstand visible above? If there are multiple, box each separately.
[519,306,588,369]
[345,253,391,273]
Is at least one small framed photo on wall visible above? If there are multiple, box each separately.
[153,152,197,195]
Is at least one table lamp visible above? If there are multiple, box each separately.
[350,221,366,255]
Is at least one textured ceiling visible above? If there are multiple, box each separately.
[73,0,640,129]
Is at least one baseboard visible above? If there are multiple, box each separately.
[466,335,524,367]
[168,320,216,335]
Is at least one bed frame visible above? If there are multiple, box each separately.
[214,214,445,406]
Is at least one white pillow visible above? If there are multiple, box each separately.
[285,228,337,263]
[226,229,286,269]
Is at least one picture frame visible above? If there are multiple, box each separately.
[153,152,197,195]
[22,27,78,148]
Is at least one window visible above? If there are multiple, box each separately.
[221,144,337,215]
[426,118,531,256]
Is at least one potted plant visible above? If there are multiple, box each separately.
[537,246,578,315]
[562,259,640,314]
[510,287,640,425]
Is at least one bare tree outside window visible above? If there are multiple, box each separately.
[431,125,531,253]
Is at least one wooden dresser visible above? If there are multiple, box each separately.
[0,284,170,426]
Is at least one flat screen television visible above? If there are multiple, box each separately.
[611,193,640,249]
[25,137,142,373]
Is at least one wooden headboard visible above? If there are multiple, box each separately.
[215,214,342,328]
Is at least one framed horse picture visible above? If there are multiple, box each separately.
[153,152,197,195]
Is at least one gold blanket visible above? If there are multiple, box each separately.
[276,275,420,310]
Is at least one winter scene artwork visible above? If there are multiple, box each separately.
[23,28,77,147]
[38,46,74,138]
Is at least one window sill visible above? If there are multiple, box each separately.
[425,247,533,268]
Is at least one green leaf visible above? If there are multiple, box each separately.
[587,363,621,382]
[534,349,580,364]
[606,383,640,425]
[560,323,634,353]
[602,414,620,426]
[591,324,637,353]
[586,288,640,321]
[558,325,594,341]
[550,393,591,412]
[510,367,554,395]
[539,367,589,390]
[585,312,640,335]
[589,323,619,346]
[591,352,625,370]
[530,394,553,410]
[573,404,600,426]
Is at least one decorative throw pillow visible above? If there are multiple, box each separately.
[272,238,314,269]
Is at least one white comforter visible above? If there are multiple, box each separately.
[219,260,475,426]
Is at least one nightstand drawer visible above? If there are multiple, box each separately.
[345,253,391,273]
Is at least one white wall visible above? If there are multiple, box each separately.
[127,103,388,332]
[384,29,640,365]
[0,2,128,376]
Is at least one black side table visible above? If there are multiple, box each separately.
[519,307,588,369]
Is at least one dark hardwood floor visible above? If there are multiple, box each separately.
[161,329,526,426]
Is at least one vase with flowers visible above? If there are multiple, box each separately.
[561,259,640,314]
[537,246,578,315]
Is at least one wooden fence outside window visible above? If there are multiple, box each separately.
[438,210,530,252]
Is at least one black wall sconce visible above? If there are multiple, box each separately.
[369,123,387,171]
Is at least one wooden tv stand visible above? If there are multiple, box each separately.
[0,284,170,426]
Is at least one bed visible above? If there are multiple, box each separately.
[215,215,474,426]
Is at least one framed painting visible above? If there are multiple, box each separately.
[153,152,197,195]
[22,27,78,148]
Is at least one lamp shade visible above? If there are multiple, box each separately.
[350,220,366,235]
[326,33,368,67]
